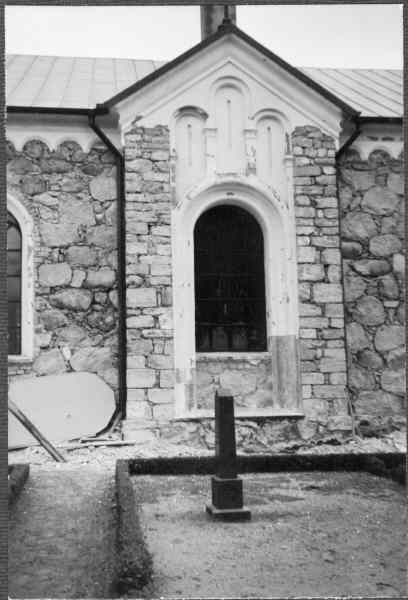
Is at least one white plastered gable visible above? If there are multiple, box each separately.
[116,32,346,417]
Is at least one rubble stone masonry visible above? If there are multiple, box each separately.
[338,147,405,434]
[7,138,119,399]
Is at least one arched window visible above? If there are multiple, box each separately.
[194,205,267,352]
[7,211,22,355]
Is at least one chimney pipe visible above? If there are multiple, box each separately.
[200,5,236,40]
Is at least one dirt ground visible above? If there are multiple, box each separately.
[8,465,118,599]
[8,432,406,598]
[133,472,407,598]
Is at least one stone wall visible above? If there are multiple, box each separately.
[123,124,174,440]
[292,126,351,439]
[195,355,272,411]
[7,139,119,399]
[338,147,405,434]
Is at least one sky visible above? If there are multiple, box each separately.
[5,4,403,69]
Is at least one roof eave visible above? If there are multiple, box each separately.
[98,22,360,118]
[7,105,109,116]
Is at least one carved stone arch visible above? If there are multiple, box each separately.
[172,176,301,416]
[7,193,35,360]
[209,75,252,124]
[171,105,209,198]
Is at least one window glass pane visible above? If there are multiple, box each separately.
[194,205,267,352]
[7,250,21,276]
[7,212,22,355]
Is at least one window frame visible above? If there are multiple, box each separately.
[7,196,34,362]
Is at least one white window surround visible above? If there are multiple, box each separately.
[7,194,35,362]
[171,173,301,418]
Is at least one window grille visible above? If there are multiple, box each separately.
[7,212,22,355]
[194,205,267,352]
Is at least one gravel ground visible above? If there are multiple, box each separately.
[133,471,407,598]
[8,465,118,599]
[8,429,407,468]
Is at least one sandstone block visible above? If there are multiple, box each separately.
[127,315,154,328]
[313,283,343,303]
[310,236,339,248]
[50,289,92,311]
[327,265,341,283]
[127,368,156,388]
[299,303,321,316]
[319,359,346,372]
[312,385,346,399]
[33,349,66,375]
[39,263,72,287]
[160,370,175,388]
[127,287,156,308]
[329,373,347,385]
[300,317,329,328]
[297,246,317,263]
[148,388,174,404]
[127,399,152,419]
[147,354,173,369]
[321,249,341,264]
[301,372,324,385]
[298,264,325,282]
[152,403,174,421]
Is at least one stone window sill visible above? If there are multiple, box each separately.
[196,352,271,361]
[173,409,304,421]
[8,356,33,365]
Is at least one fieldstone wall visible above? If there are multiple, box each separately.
[338,147,405,434]
[123,124,174,441]
[195,356,272,410]
[7,139,119,398]
[292,126,351,439]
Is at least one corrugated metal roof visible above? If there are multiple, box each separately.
[6,54,402,117]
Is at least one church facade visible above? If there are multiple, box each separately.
[7,9,405,450]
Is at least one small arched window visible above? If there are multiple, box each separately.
[194,205,267,352]
[7,211,22,355]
